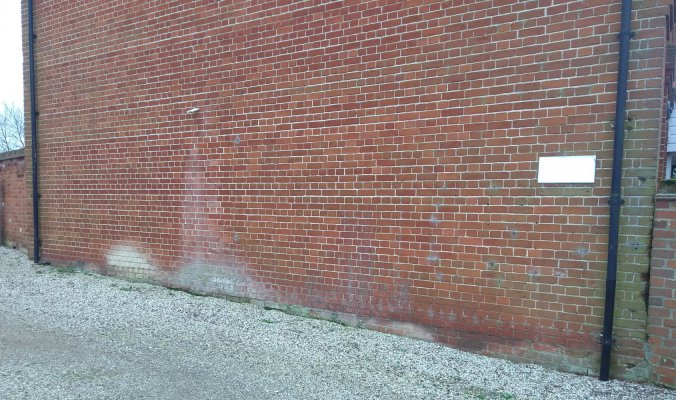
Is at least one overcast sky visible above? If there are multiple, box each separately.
[0,1,24,109]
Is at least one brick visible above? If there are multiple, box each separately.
[0,153,29,252]
[17,0,675,388]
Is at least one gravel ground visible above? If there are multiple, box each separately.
[0,247,673,400]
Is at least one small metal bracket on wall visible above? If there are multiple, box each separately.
[596,331,616,345]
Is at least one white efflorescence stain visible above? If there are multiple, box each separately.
[106,244,158,281]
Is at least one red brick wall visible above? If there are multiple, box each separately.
[659,10,676,182]
[22,0,675,383]
[648,196,676,387]
[0,151,29,252]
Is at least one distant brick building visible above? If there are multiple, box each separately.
[0,150,29,251]
[20,0,676,385]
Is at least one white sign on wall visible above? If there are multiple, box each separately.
[537,155,596,184]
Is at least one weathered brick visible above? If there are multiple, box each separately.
[17,0,674,387]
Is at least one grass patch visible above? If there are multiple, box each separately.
[465,388,516,400]
[53,266,81,274]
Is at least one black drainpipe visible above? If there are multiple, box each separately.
[27,0,40,263]
[600,0,633,381]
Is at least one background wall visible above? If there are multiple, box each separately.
[0,150,28,251]
[648,194,676,387]
[21,0,675,383]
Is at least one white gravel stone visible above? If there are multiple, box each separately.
[0,246,673,399]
